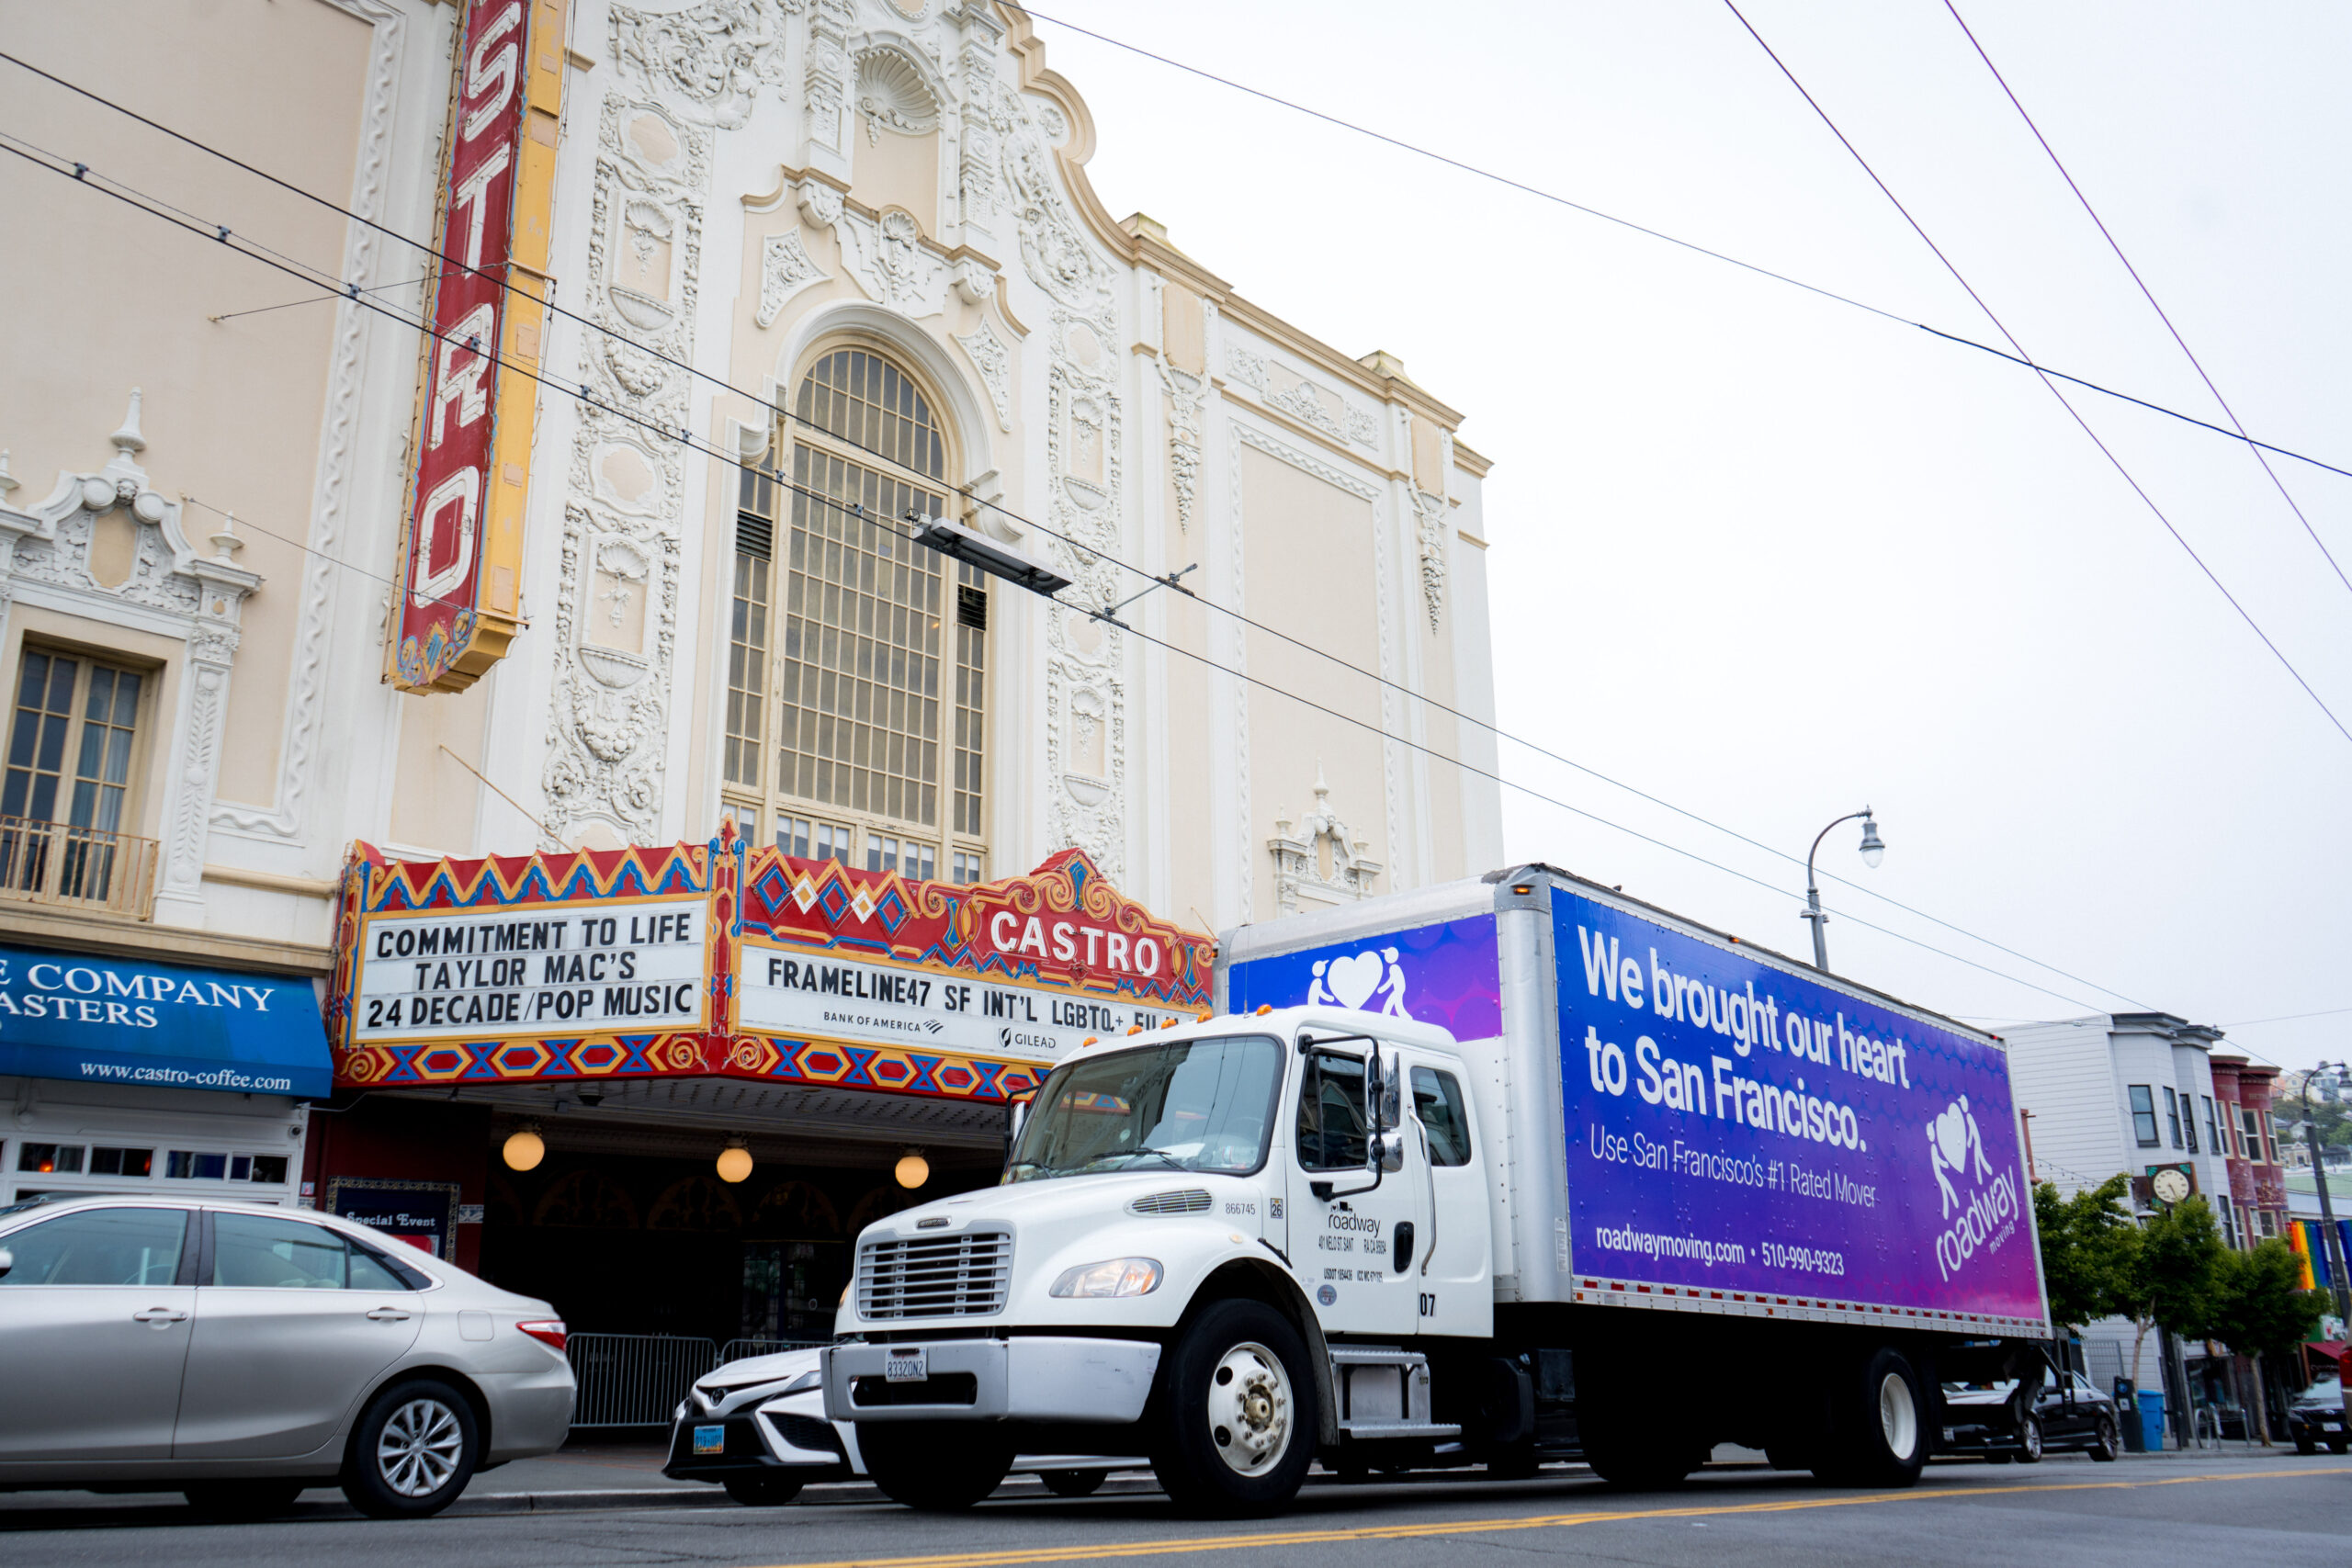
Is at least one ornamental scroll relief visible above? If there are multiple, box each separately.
[541,91,707,845]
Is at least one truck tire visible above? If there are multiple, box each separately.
[861,1421,1012,1511]
[1812,1347,1926,1489]
[1148,1299,1317,1517]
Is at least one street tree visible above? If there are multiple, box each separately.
[2114,1195,2225,1393]
[2032,1176,2134,1332]
[2205,1238,2328,1444]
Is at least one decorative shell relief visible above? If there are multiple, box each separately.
[855,48,939,144]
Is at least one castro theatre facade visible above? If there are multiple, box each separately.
[309,834,1208,1371]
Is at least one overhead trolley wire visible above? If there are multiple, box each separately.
[1001,12,2352,485]
[1939,0,2352,602]
[0,61,2162,1009]
[1717,0,2352,750]
[0,128,2134,1020]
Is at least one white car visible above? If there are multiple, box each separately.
[664,1346,1132,1505]
[0,1193,574,1519]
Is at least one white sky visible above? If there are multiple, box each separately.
[1031,1,2352,1072]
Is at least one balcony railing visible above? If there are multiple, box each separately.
[0,816,159,920]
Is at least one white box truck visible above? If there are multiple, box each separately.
[823,866,2050,1514]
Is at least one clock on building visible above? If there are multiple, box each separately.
[2149,1166,2193,1206]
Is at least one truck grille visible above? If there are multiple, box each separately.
[855,1229,1012,1319]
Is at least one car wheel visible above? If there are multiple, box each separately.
[1036,1469,1108,1498]
[341,1377,480,1519]
[2015,1414,2043,1464]
[861,1420,1012,1511]
[183,1480,307,1520]
[2328,1439,2347,1455]
[2089,1416,2119,1462]
[1148,1298,1317,1517]
[723,1473,805,1506]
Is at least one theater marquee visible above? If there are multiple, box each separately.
[328,838,1213,1104]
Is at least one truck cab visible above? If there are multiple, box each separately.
[823,1008,1488,1513]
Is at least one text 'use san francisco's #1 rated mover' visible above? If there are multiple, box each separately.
[820,865,2052,1515]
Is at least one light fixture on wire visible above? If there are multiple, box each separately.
[717,1136,753,1185]
[503,1122,546,1172]
[895,1149,930,1190]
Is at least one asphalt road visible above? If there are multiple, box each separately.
[5,1452,2346,1568]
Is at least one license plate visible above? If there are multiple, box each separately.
[885,1347,928,1383]
[693,1424,725,1454]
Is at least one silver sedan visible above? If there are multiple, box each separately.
[0,1193,573,1519]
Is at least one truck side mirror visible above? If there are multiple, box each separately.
[1007,1098,1031,1145]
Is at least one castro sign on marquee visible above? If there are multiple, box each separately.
[389,0,567,694]
[328,837,1212,1104]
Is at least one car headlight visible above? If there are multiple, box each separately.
[1049,1258,1162,1298]
[780,1370,821,1396]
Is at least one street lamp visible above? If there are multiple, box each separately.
[2296,1062,2351,1323]
[1800,808,1884,974]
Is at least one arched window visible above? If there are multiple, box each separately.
[724,348,988,883]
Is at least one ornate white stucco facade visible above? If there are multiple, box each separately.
[0,0,1502,970]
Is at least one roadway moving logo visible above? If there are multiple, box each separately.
[1927,1096,2018,1282]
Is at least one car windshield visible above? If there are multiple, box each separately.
[1006,1034,1283,1181]
[2296,1380,2342,1406]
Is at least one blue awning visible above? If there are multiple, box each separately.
[0,945,330,1098]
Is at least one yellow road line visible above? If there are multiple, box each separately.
[753,1466,2352,1568]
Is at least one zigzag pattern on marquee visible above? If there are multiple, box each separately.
[350,839,709,913]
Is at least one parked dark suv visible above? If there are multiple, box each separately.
[1941,1359,2120,1462]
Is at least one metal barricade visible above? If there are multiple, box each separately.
[718,1337,831,1365]
[566,1333,718,1428]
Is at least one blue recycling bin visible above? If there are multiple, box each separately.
[2136,1389,2167,1452]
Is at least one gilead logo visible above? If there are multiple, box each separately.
[1927,1095,2018,1281]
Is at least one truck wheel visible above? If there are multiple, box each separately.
[1814,1348,1926,1488]
[1149,1299,1317,1517]
[861,1421,1012,1511]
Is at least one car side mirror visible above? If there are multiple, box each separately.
[0,1247,12,1280]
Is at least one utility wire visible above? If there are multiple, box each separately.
[1939,0,2352,601]
[0,130,2123,1020]
[0,70,2162,1007]
[1000,12,2352,484]
[1718,0,2352,749]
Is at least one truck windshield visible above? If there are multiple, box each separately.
[1006,1034,1283,1182]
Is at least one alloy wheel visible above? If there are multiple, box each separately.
[1205,1340,1293,1477]
[377,1396,465,1497]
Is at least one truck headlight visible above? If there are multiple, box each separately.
[1049,1258,1163,1298]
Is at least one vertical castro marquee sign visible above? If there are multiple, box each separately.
[390,0,567,693]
